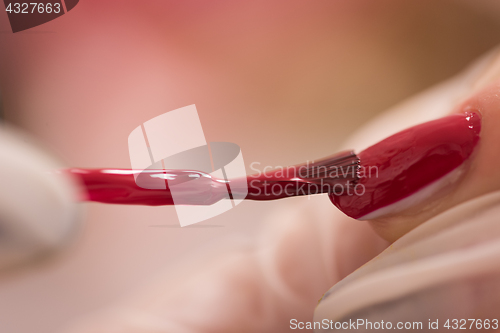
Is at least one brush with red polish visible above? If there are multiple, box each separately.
[65,112,481,219]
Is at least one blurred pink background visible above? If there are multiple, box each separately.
[1,1,500,332]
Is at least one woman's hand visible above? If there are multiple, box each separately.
[65,44,500,333]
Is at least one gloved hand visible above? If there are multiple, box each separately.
[0,125,81,269]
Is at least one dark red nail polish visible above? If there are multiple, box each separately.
[329,112,481,219]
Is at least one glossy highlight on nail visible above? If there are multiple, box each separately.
[329,112,481,219]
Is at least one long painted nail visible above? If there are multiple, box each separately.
[330,112,481,219]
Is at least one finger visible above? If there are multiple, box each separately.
[332,47,500,242]
[63,198,388,333]
[315,190,500,327]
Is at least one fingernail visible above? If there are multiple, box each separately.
[330,112,481,219]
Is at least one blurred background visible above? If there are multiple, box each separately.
[1,0,500,332]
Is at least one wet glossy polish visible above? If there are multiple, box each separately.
[66,169,179,205]
[66,151,359,206]
[329,112,481,219]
